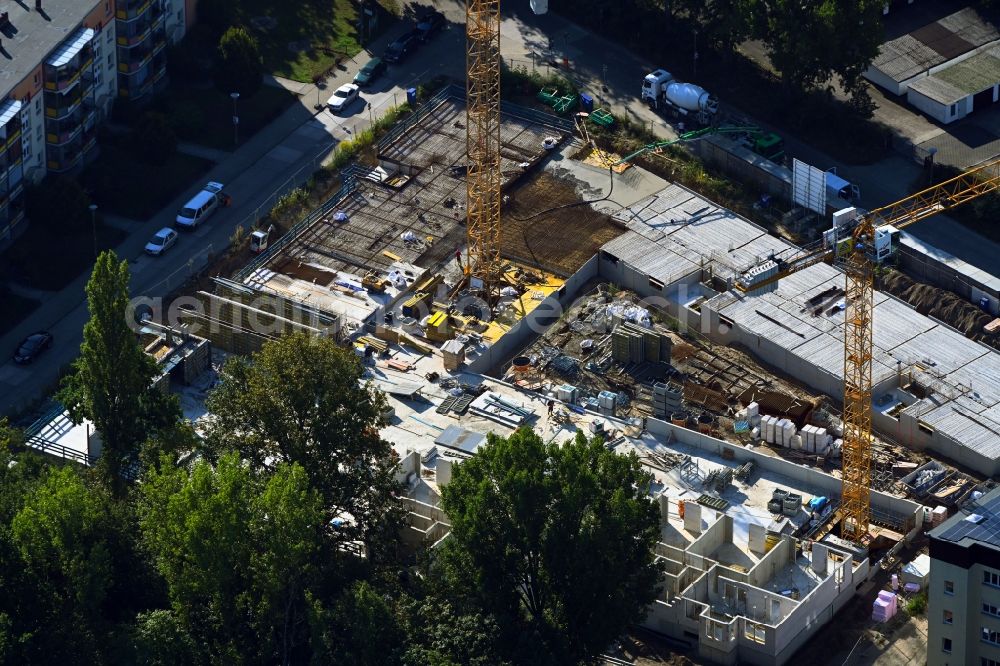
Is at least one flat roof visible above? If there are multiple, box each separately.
[606,184,796,286]
[608,183,1000,464]
[930,485,1000,547]
[908,44,1000,104]
[0,0,101,101]
[870,7,999,83]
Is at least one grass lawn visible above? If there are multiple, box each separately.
[239,0,367,82]
[3,222,127,292]
[156,85,297,151]
[80,142,213,221]
[0,291,41,336]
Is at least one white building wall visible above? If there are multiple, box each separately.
[863,66,907,95]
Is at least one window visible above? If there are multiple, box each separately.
[943,637,952,653]
[984,626,1000,646]
[985,570,1000,587]
[950,103,959,116]
[107,30,113,43]
[744,620,766,644]
[107,54,113,67]
[985,602,1000,617]
[983,658,1000,666]
[944,610,954,624]
[649,276,665,290]
[945,580,955,595]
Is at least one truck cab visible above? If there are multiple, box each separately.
[825,169,861,205]
[641,69,672,106]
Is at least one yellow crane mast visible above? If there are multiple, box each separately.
[739,157,1000,542]
[465,0,503,298]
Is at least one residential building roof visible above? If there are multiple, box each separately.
[0,0,101,101]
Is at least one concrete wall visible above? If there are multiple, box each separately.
[692,136,792,201]
[468,253,599,373]
[645,416,923,532]
[897,238,1000,316]
[906,87,971,124]
[863,65,907,96]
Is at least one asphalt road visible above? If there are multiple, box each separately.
[0,18,470,419]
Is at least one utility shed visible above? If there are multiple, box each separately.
[863,8,1000,95]
[907,44,1000,123]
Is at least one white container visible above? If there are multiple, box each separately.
[764,416,776,444]
[791,434,802,450]
[746,402,759,419]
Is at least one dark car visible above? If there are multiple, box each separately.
[353,57,387,87]
[384,29,421,63]
[13,331,53,364]
[416,10,445,41]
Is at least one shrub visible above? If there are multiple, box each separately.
[25,176,92,232]
[904,592,927,616]
[215,26,262,98]
[132,112,178,165]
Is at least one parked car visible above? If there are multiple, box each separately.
[145,227,178,256]
[384,30,421,63]
[327,83,360,114]
[176,181,229,229]
[416,10,445,41]
[13,331,53,365]
[353,57,387,87]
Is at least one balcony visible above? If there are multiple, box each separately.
[117,22,152,47]
[46,123,83,147]
[116,0,153,21]
[45,95,82,120]
[44,68,83,93]
[3,126,21,149]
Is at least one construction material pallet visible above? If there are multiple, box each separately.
[697,494,729,512]
[589,108,614,127]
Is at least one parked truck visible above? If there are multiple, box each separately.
[825,168,861,206]
[641,69,719,126]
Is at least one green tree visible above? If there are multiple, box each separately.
[398,595,511,666]
[329,581,405,666]
[205,333,402,563]
[57,251,180,493]
[126,609,197,665]
[758,0,884,96]
[7,467,114,662]
[139,453,327,664]
[215,26,263,98]
[132,111,178,165]
[438,429,663,665]
[25,175,91,232]
[677,0,760,53]
[198,0,241,36]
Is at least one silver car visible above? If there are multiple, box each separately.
[145,227,178,256]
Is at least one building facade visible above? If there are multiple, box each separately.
[928,488,1000,666]
[0,0,197,245]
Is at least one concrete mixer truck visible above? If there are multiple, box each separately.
[641,69,719,126]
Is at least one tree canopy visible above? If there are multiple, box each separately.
[57,251,180,492]
[438,429,663,665]
[205,332,402,563]
[139,453,328,664]
[216,26,263,98]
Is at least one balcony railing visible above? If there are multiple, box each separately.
[46,124,83,147]
[117,23,152,47]
[3,126,21,149]
[44,69,83,93]
[45,96,83,120]
[47,151,83,172]
[115,0,153,21]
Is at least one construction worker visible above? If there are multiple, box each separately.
[454,248,462,267]
[547,399,554,416]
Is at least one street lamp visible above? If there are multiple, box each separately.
[89,203,98,258]
[230,92,240,147]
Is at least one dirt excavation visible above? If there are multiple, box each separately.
[881,269,1000,350]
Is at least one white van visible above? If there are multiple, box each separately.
[176,182,229,229]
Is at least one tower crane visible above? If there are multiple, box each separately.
[464,0,547,299]
[736,157,1000,542]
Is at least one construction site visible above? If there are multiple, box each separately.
[132,4,1000,664]
[145,78,1000,663]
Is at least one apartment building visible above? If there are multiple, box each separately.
[0,0,196,245]
[0,0,115,243]
[928,486,1000,666]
